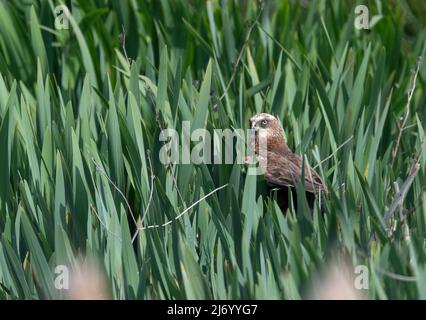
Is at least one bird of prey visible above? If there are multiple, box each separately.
[248,113,328,212]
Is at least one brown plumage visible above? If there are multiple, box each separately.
[248,113,328,212]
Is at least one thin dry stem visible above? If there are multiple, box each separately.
[391,57,422,165]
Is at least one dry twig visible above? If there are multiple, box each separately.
[384,159,421,223]
[134,184,228,231]
[391,57,422,165]
[375,267,417,282]
[92,158,138,228]
[313,135,353,170]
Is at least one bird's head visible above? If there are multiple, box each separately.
[250,113,284,138]
[249,113,287,154]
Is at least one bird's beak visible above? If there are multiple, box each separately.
[250,120,257,130]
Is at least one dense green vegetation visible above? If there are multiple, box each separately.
[0,0,425,299]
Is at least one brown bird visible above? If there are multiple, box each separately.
[248,113,328,213]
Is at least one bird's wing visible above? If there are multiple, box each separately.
[264,152,328,194]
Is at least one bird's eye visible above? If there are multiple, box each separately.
[261,120,268,126]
